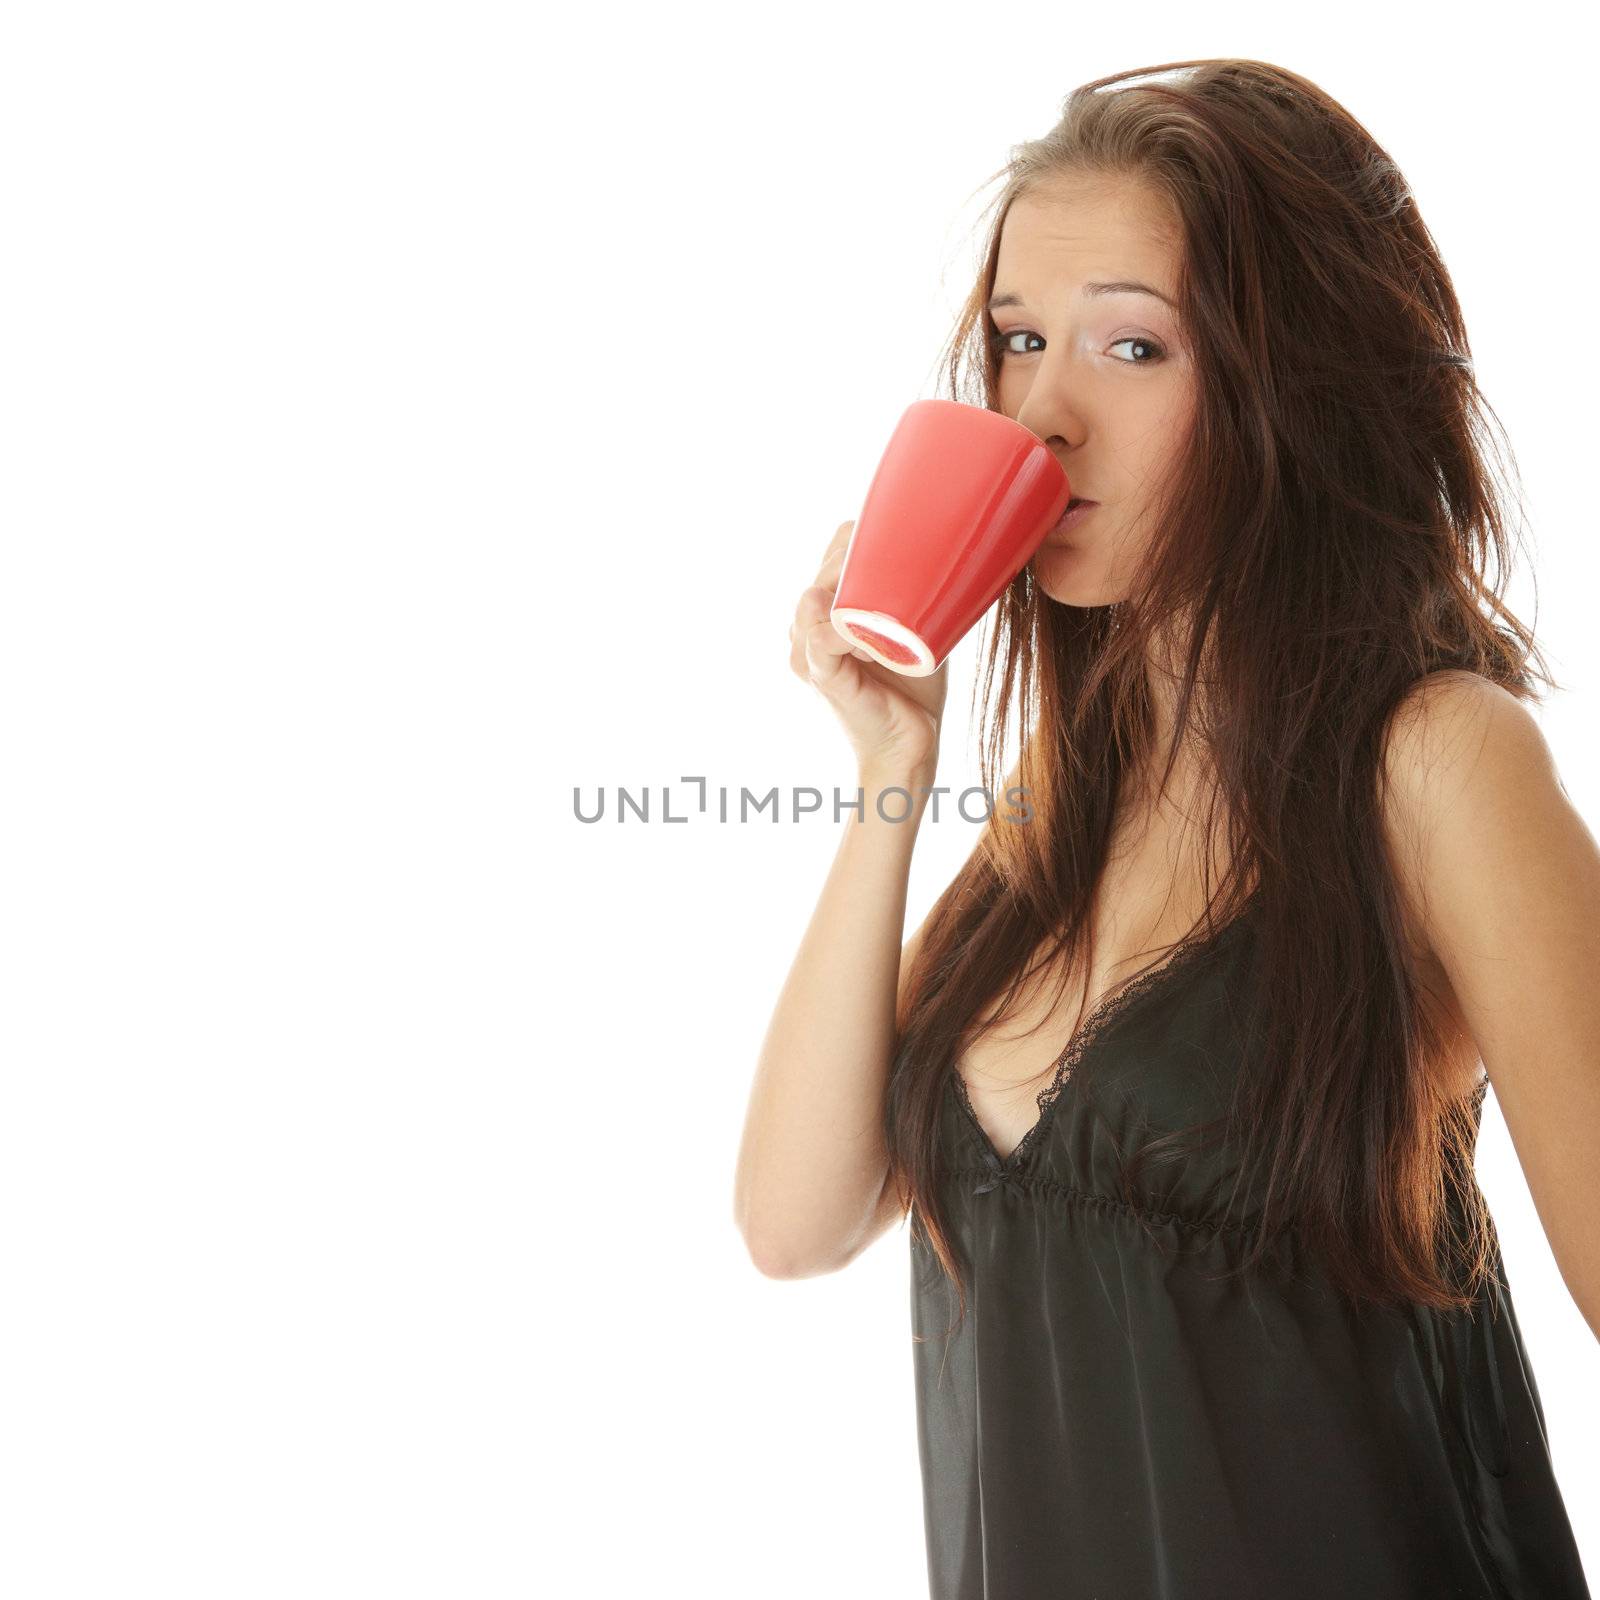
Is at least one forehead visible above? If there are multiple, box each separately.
[995,180,1182,292]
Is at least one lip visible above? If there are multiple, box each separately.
[1043,499,1098,542]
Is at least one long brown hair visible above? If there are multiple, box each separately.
[885,59,1558,1328]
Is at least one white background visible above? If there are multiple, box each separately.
[2,4,1594,1595]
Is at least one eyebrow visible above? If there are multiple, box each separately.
[987,280,1176,312]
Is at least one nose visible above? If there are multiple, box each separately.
[1012,381,1087,457]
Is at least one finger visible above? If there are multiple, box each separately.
[794,582,845,679]
[809,613,856,658]
[805,615,857,685]
[815,520,855,583]
[790,619,812,680]
[792,591,835,676]
[794,584,834,633]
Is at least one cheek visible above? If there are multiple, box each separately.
[1153,372,1198,443]
[1122,391,1195,491]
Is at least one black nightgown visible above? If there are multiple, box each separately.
[907,902,1591,1598]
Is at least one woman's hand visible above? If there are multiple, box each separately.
[789,520,948,777]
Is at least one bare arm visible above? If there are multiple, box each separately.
[734,762,935,1279]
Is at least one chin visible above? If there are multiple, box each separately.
[1029,543,1116,606]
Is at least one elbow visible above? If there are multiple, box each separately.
[735,1215,849,1281]
[745,1237,808,1280]
[751,1248,846,1280]
[733,1169,868,1279]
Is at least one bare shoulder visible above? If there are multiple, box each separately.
[1379,667,1562,956]
[1386,666,1526,741]
[1381,669,1555,843]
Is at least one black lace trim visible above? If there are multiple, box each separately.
[952,911,1491,1181]
[953,906,1255,1173]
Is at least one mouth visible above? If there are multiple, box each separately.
[1046,497,1098,536]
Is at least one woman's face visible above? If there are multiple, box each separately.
[990,175,1196,606]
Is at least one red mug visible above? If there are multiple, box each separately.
[830,400,1072,676]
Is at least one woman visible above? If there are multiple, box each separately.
[734,59,1596,1597]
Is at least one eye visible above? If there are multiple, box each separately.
[1108,335,1167,364]
[986,329,1168,365]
